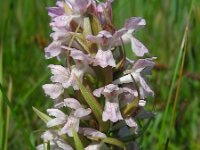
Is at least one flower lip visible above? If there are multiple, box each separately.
[103,84,119,93]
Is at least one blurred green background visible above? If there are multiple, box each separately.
[0,0,200,149]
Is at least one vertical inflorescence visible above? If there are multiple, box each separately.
[36,0,155,149]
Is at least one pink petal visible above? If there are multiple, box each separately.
[103,84,119,93]
[102,101,123,122]
[131,37,149,57]
[44,41,62,59]
[93,49,116,68]
[133,59,155,74]
[59,116,80,136]
[93,87,104,97]
[47,7,65,18]
[124,17,146,30]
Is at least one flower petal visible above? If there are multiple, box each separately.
[47,7,65,18]
[85,142,103,150]
[74,108,91,118]
[138,100,146,107]
[80,128,106,138]
[130,37,149,57]
[59,116,80,137]
[124,117,138,134]
[41,130,54,141]
[103,84,119,93]
[93,49,116,68]
[93,87,104,97]
[47,109,66,118]
[42,83,64,99]
[47,118,66,128]
[133,59,155,74]
[56,140,73,150]
[44,41,62,59]
[63,98,82,109]
[124,17,146,30]
[48,64,70,84]
[102,101,123,122]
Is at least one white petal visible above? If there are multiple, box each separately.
[56,140,73,150]
[42,84,64,99]
[85,143,103,150]
[113,73,138,85]
[48,64,70,84]
[81,128,106,138]
[41,130,54,141]
[138,100,146,107]
[47,118,66,128]
[63,98,82,109]
[74,108,91,118]
[59,116,80,137]
[47,109,66,118]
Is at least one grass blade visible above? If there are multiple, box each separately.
[0,83,35,150]
[158,0,194,147]
[0,43,3,149]
[165,26,188,150]
[3,77,12,150]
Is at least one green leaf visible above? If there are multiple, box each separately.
[121,98,139,117]
[72,126,84,150]
[90,15,102,35]
[75,76,109,132]
[32,107,51,124]
[0,45,3,149]
[102,137,126,150]
[83,17,92,36]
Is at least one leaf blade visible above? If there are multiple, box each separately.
[75,76,109,132]
[102,137,126,150]
[72,126,84,150]
[32,107,51,124]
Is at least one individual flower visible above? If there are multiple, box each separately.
[93,84,123,122]
[113,58,155,99]
[47,98,91,137]
[117,17,149,56]
[86,29,126,68]
[36,130,73,150]
[80,128,107,150]
[62,47,95,90]
[96,0,113,26]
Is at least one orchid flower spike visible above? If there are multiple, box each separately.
[36,0,156,149]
